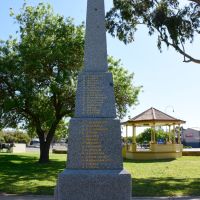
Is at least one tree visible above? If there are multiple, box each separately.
[0,3,141,163]
[0,3,84,163]
[106,0,200,64]
[53,120,69,142]
[108,56,142,119]
[2,130,31,144]
[27,119,69,142]
[136,128,152,144]
[136,128,168,144]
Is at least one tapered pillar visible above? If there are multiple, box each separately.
[84,0,107,72]
[55,1,132,200]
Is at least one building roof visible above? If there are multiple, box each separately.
[187,127,200,131]
[122,107,186,126]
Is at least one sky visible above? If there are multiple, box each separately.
[0,0,200,129]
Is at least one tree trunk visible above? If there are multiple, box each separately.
[39,140,51,163]
[36,118,61,163]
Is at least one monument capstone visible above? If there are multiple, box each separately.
[54,0,132,199]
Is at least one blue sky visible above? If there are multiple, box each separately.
[0,0,200,128]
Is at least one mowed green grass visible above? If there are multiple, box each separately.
[124,157,200,196]
[0,153,200,196]
[0,153,66,195]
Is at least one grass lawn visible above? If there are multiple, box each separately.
[124,157,200,197]
[0,153,200,196]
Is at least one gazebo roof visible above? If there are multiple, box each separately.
[122,107,186,126]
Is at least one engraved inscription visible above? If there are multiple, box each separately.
[80,121,112,169]
[82,75,107,115]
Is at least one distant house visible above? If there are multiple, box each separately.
[182,128,200,148]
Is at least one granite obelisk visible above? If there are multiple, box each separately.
[54,0,132,199]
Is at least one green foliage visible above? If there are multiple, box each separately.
[123,136,133,143]
[156,128,169,142]
[26,120,69,142]
[106,0,200,63]
[0,2,84,162]
[0,3,84,129]
[0,132,5,143]
[54,120,69,142]
[0,2,141,162]
[183,145,192,148]
[27,126,37,140]
[108,56,142,119]
[0,130,30,144]
[136,128,152,144]
[136,128,168,144]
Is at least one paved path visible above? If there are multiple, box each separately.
[183,148,200,152]
[0,195,52,200]
[0,195,200,200]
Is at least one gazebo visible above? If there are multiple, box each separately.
[121,107,186,160]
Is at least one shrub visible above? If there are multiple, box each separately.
[2,131,30,144]
[183,145,192,148]
[0,132,5,143]
[3,133,15,143]
[13,132,31,144]
[136,128,151,144]
[122,136,133,143]
[136,128,168,144]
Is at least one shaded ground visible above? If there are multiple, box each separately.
[0,153,66,195]
[0,153,200,197]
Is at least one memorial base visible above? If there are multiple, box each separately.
[54,169,132,200]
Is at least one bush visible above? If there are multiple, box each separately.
[136,128,151,144]
[122,136,133,143]
[1,131,30,144]
[0,132,5,143]
[13,132,31,144]
[156,129,168,142]
[183,145,192,148]
[136,128,168,144]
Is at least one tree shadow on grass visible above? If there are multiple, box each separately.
[132,177,200,197]
[1,154,199,196]
[0,154,66,195]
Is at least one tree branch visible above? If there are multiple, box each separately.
[46,118,60,144]
[22,101,45,141]
[157,30,200,64]
[166,40,200,64]
[189,0,200,5]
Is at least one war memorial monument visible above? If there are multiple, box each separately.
[55,0,132,199]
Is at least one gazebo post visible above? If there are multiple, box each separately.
[151,125,156,143]
[132,125,137,152]
[173,124,176,144]
[153,124,156,143]
[121,107,185,160]
[150,125,156,152]
[125,125,128,150]
[178,125,181,144]
[168,125,171,143]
